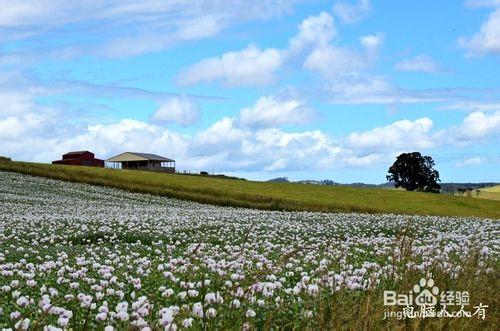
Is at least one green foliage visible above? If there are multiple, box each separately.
[387,152,441,193]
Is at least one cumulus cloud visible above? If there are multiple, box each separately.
[3,117,188,164]
[1,105,498,173]
[239,96,314,127]
[0,113,53,139]
[193,117,248,149]
[82,119,188,156]
[183,117,345,172]
[304,45,364,77]
[302,26,382,79]
[447,110,500,143]
[196,123,345,172]
[1,72,498,175]
[0,90,380,172]
[394,55,444,74]
[177,45,285,86]
[333,0,372,24]
[459,7,500,55]
[347,118,435,151]
[178,11,342,87]
[150,96,201,126]
[178,10,382,87]
[289,11,336,52]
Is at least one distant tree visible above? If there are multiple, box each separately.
[268,177,290,183]
[386,152,441,193]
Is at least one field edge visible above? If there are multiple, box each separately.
[1,160,499,219]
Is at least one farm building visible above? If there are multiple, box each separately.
[106,152,175,173]
[52,151,104,167]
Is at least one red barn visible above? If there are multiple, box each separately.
[52,151,104,167]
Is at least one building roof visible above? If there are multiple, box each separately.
[63,151,93,156]
[106,152,175,162]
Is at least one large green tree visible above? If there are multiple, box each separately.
[386,152,441,193]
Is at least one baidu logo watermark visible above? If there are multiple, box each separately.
[383,277,488,320]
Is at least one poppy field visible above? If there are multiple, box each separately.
[0,171,498,330]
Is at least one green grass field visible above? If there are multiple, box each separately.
[1,160,499,218]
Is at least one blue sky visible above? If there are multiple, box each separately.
[0,0,499,183]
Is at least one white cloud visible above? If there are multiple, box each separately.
[0,1,298,57]
[1,86,497,174]
[304,45,364,77]
[459,7,500,55]
[175,16,222,41]
[1,109,497,173]
[100,16,223,58]
[0,1,72,27]
[448,110,500,142]
[347,118,435,151]
[239,96,314,127]
[333,0,372,24]
[394,55,444,74]
[9,118,188,165]
[455,156,486,167]
[465,0,500,8]
[326,77,396,104]
[264,159,288,171]
[177,45,285,86]
[324,76,469,104]
[177,10,383,87]
[0,1,294,30]
[190,118,335,171]
[0,96,370,172]
[83,119,188,156]
[289,11,336,52]
[360,33,384,51]
[195,117,248,145]
[0,113,52,139]
[150,96,201,126]
[0,92,37,116]
[302,30,382,79]
[438,101,500,112]
[100,35,174,59]
[178,11,341,87]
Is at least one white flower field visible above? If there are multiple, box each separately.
[0,171,498,330]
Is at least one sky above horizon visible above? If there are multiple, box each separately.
[1,0,499,183]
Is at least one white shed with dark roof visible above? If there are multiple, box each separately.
[106,152,175,173]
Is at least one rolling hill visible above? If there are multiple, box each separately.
[482,185,500,193]
[0,159,499,218]
[475,185,500,201]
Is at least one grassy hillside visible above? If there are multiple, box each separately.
[476,185,500,201]
[1,160,499,218]
[452,186,500,202]
[482,185,500,193]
